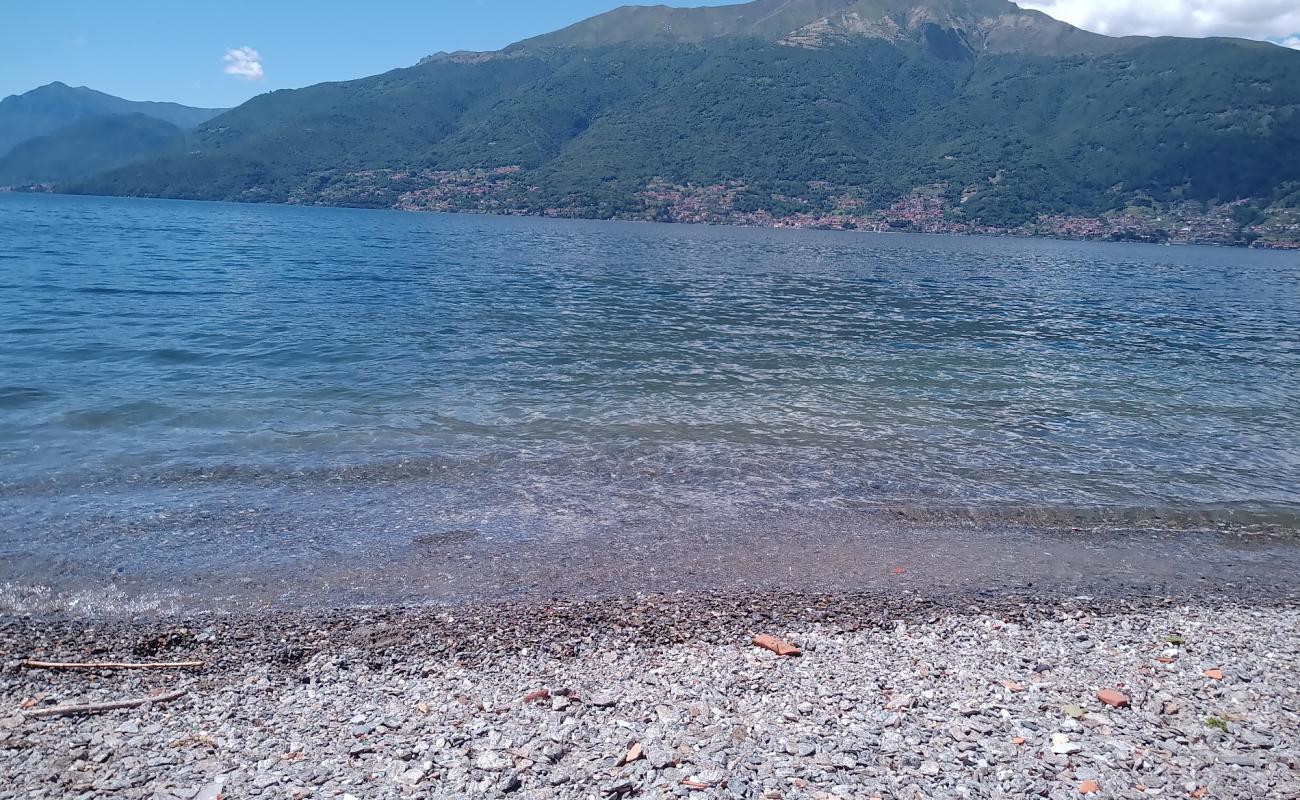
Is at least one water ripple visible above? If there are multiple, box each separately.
[1,193,1299,587]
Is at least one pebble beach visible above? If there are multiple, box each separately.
[3,591,1298,800]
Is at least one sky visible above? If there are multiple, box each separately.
[1020,0,1300,43]
[3,0,1298,108]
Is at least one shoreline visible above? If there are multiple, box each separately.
[6,513,1300,617]
[12,189,1300,251]
[7,520,1300,619]
[6,587,1300,665]
[4,590,1298,798]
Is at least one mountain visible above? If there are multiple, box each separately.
[506,0,1133,55]
[0,82,222,157]
[67,1,1300,246]
[0,113,184,187]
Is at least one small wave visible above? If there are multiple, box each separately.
[0,385,57,409]
[1,326,53,335]
[149,347,204,365]
[60,400,175,429]
[0,582,179,616]
[74,286,248,297]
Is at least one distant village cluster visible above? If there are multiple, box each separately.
[8,165,1298,249]
[625,179,1300,249]
[303,167,1300,249]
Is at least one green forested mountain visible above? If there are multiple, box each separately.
[64,0,1300,242]
[0,114,184,186]
[0,82,221,158]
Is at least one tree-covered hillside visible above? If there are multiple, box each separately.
[0,82,221,157]
[0,114,184,186]
[72,34,1300,227]
[69,59,546,203]
[61,1,1300,244]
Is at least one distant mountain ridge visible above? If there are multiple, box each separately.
[64,0,1300,247]
[0,82,222,158]
[503,0,1133,55]
[0,114,185,187]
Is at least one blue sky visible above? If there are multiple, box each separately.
[0,1,732,108]
[4,1,1298,108]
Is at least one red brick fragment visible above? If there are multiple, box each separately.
[752,635,801,657]
[1097,689,1130,708]
[1079,780,1101,794]
[1203,668,1224,681]
[524,688,550,703]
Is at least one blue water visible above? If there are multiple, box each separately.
[2,193,1300,609]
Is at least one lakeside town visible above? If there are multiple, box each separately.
[9,167,1299,249]
[363,167,1300,249]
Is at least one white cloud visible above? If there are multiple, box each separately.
[222,46,264,80]
[1280,35,1300,49]
[1019,0,1300,43]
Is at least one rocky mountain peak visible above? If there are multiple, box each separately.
[497,0,1136,56]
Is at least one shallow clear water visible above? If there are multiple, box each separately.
[2,193,1299,610]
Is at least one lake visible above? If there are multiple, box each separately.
[3,193,1300,612]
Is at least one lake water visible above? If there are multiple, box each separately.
[3,194,1300,612]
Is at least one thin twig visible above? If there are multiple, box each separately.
[22,690,187,719]
[21,659,204,671]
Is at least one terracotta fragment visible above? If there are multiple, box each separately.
[1097,688,1130,708]
[752,634,801,657]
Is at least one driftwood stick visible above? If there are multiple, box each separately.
[21,659,204,671]
[21,690,187,719]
